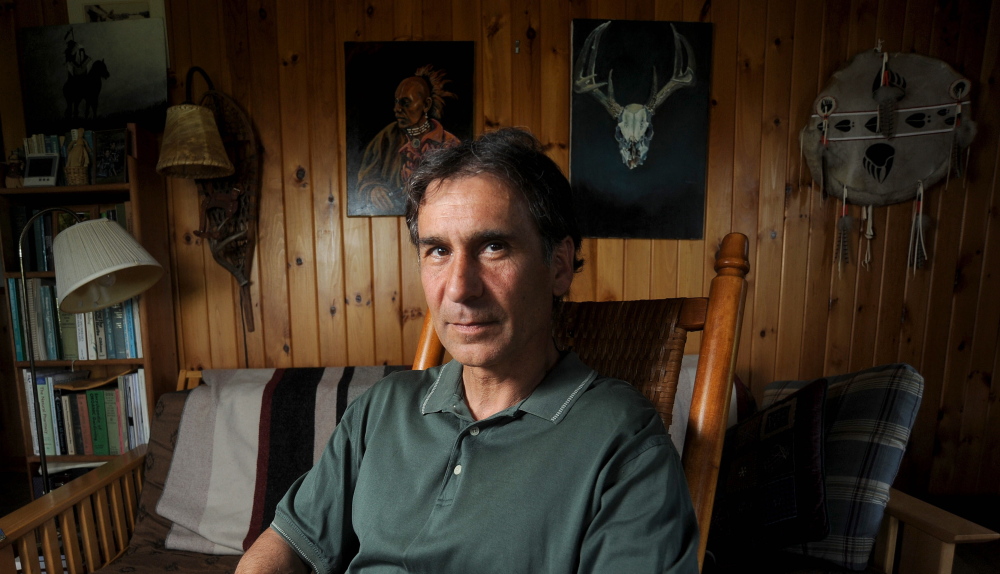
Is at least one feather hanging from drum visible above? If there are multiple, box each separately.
[800,47,976,269]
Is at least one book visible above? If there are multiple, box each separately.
[75,313,88,362]
[8,278,25,361]
[84,311,98,360]
[136,369,149,445]
[76,393,93,455]
[36,375,56,456]
[110,301,126,359]
[94,308,107,360]
[61,393,77,455]
[131,297,143,358]
[52,385,67,455]
[102,306,117,359]
[103,389,123,455]
[25,278,46,361]
[39,283,59,360]
[86,389,109,456]
[58,306,79,361]
[123,298,136,358]
[22,370,39,455]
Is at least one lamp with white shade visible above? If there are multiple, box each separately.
[16,208,163,493]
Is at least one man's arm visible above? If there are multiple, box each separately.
[236,528,308,574]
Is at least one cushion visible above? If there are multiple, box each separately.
[762,363,923,571]
[156,366,405,555]
[95,391,243,574]
[707,378,828,563]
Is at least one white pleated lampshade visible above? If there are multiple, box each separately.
[53,218,164,313]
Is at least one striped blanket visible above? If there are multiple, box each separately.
[156,366,405,555]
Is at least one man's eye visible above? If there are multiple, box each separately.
[484,242,505,253]
[429,247,448,257]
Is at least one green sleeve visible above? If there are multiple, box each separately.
[578,431,700,573]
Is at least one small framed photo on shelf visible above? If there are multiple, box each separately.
[93,129,128,184]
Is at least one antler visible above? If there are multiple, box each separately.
[573,21,623,118]
[647,24,696,112]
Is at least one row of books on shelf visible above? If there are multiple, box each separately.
[10,203,131,273]
[22,368,150,457]
[21,128,129,186]
[7,278,144,362]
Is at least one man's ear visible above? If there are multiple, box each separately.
[550,236,576,297]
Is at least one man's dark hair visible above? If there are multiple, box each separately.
[405,128,584,271]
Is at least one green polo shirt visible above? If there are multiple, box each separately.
[271,352,698,573]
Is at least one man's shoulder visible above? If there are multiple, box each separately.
[573,374,665,433]
[351,364,447,407]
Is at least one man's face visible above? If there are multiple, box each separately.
[394,77,430,129]
[417,174,574,372]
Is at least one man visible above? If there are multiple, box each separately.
[355,65,461,215]
[237,128,698,573]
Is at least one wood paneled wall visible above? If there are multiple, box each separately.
[2,0,998,496]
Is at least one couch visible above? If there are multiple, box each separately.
[1,363,996,574]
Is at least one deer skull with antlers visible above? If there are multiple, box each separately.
[575,21,697,169]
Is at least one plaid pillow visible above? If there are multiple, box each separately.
[762,363,923,571]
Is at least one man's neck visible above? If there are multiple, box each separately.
[461,342,560,421]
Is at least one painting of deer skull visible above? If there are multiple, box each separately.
[574,21,696,169]
[569,19,711,239]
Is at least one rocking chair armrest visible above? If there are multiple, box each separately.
[885,487,999,544]
[0,446,146,544]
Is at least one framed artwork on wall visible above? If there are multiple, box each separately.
[570,19,712,239]
[19,20,168,136]
[344,41,474,217]
[66,0,169,66]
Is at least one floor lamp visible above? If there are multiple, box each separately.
[17,208,163,494]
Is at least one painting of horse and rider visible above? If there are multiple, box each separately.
[19,19,167,136]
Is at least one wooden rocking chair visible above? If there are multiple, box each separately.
[412,231,751,569]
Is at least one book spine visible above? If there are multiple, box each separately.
[103,389,122,455]
[25,279,45,361]
[86,390,109,456]
[123,299,136,358]
[53,388,68,455]
[75,313,88,362]
[8,278,25,361]
[36,377,55,456]
[110,302,126,360]
[58,306,79,360]
[102,307,117,359]
[32,213,45,271]
[22,369,39,456]
[94,309,107,360]
[39,284,59,360]
[136,369,149,445]
[62,394,76,455]
[77,393,93,455]
[132,297,143,358]
[85,311,98,360]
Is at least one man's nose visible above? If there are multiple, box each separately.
[445,254,483,302]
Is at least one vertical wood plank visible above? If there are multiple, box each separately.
[798,0,851,380]
[624,239,652,300]
[59,508,83,574]
[338,0,377,365]
[511,0,541,131]
[749,0,795,389]
[277,0,321,366]
[730,0,767,384]
[482,0,513,130]
[774,0,823,382]
[309,0,349,366]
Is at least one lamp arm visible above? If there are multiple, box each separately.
[16,207,84,495]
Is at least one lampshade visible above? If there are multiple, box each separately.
[53,218,164,313]
[156,103,235,178]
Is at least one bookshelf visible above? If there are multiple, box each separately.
[0,124,178,485]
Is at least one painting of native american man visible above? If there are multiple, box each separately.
[345,42,474,216]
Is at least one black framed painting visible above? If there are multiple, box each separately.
[344,41,474,217]
[570,19,712,239]
[19,19,167,135]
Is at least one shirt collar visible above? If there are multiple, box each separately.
[419,352,597,424]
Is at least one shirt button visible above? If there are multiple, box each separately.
[454,465,462,475]
[469,426,480,436]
